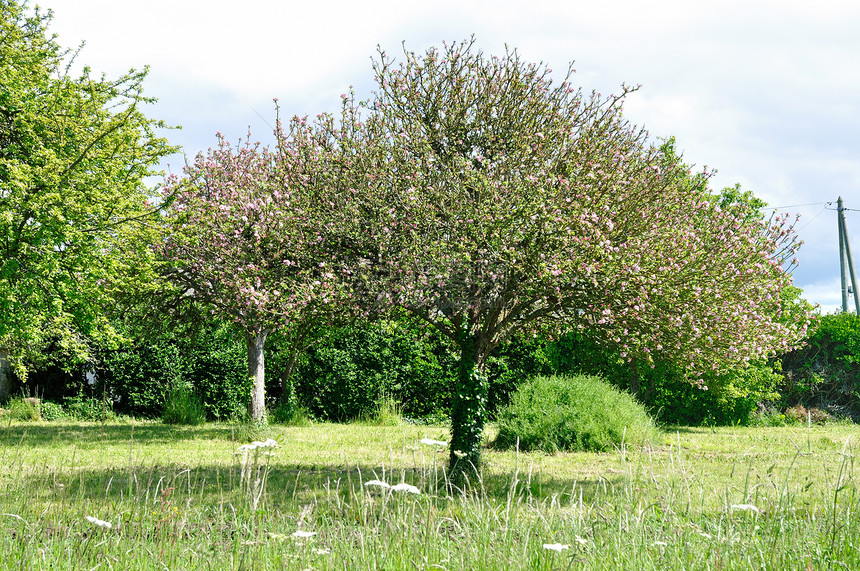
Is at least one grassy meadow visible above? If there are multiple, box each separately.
[1,419,858,569]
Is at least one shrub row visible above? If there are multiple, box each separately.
[12,313,860,426]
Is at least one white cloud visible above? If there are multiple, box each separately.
[34,0,860,311]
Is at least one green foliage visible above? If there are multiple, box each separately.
[7,397,40,421]
[295,319,455,421]
[550,329,782,426]
[485,334,555,417]
[268,400,301,425]
[95,340,183,418]
[780,312,860,416]
[39,400,65,421]
[63,395,114,421]
[162,384,206,425]
[0,2,175,376]
[494,375,658,453]
[360,395,405,426]
[95,321,250,420]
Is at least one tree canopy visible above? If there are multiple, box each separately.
[328,40,810,476]
[158,114,354,420]
[0,1,174,385]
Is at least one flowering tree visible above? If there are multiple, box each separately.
[337,41,810,477]
[159,115,348,421]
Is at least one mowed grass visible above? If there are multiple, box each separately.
[0,419,858,569]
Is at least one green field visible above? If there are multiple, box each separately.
[1,420,858,569]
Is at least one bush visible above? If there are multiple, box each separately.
[295,319,456,421]
[780,312,860,418]
[162,384,207,425]
[95,321,250,420]
[494,375,658,453]
[40,400,65,421]
[550,330,782,426]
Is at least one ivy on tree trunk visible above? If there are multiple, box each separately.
[449,334,489,485]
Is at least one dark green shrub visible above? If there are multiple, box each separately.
[269,401,312,426]
[95,322,250,420]
[494,374,658,453]
[183,326,249,421]
[162,384,206,425]
[549,330,781,426]
[268,399,296,424]
[95,342,182,417]
[295,319,456,421]
[40,400,65,421]
[780,312,860,418]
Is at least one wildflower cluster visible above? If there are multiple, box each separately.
[363,479,421,495]
[235,438,279,509]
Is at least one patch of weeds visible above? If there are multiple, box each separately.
[8,398,41,421]
[361,395,404,426]
[268,399,313,426]
[63,395,115,421]
[235,417,274,442]
[162,383,206,425]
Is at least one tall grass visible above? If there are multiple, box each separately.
[0,421,857,569]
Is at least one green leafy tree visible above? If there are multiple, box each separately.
[334,40,811,478]
[0,1,174,395]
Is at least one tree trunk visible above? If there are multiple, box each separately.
[0,348,11,403]
[246,330,269,422]
[449,334,489,488]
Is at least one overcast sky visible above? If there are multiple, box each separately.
[39,0,860,313]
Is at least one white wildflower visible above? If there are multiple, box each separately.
[312,548,331,555]
[363,480,391,489]
[574,535,588,545]
[238,439,278,453]
[390,483,421,494]
[85,516,112,529]
[652,541,668,547]
[730,504,759,513]
[292,530,316,538]
[542,543,569,552]
[419,438,447,447]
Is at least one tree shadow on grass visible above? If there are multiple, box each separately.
[0,422,236,448]
[9,458,626,513]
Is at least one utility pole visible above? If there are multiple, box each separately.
[837,196,860,315]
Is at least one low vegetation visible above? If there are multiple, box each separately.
[494,374,658,452]
[0,420,857,569]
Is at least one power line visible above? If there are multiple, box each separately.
[795,206,828,232]
[765,202,829,209]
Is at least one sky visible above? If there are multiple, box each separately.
[38,0,860,313]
